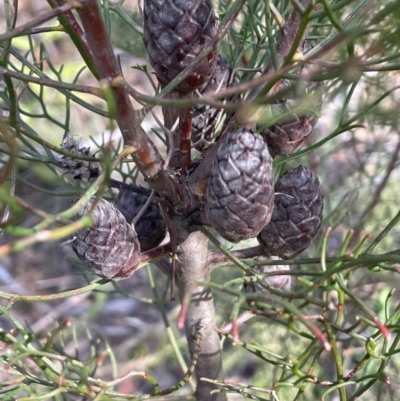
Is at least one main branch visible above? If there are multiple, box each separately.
[170,217,226,401]
[76,0,184,205]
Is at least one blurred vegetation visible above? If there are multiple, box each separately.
[1,0,400,400]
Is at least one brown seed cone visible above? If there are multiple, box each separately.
[205,128,274,242]
[243,257,291,308]
[260,43,323,157]
[71,199,141,280]
[114,186,166,251]
[192,55,233,150]
[143,0,219,93]
[258,165,323,259]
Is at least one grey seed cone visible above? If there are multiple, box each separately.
[114,186,166,251]
[57,131,99,182]
[143,0,219,93]
[205,128,274,242]
[258,165,323,259]
[260,43,323,156]
[71,199,141,280]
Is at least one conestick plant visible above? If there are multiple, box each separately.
[67,2,321,399]
[1,1,400,400]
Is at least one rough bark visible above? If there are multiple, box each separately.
[169,215,226,401]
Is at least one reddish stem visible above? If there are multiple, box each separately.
[140,243,171,263]
[179,106,193,171]
[47,0,99,79]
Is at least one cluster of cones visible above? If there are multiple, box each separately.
[61,0,324,284]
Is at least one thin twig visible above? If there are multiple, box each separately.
[47,0,100,79]
[150,110,179,169]
[209,246,265,265]
[0,1,82,42]
[131,189,155,226]
[11,25,66,37]
[0,165,15,234]
[0,67,103,97]
[354,136,400,229]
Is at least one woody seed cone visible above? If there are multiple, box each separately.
[205,128,274,242]
[260,43,323,156]
[143,0,219,93]
[258,166,323,258]
[114,186,166,251]
[71,199,141,280]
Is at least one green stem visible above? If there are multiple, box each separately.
[264,0,279,70]
[146,265,194,391]
[0,2,79,42]
[365,209,400,254]
[0,279,107,302]
[46,0,101,79]
[324,320,347,401]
